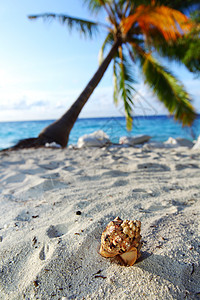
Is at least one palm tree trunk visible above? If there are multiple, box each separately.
[38,39,121,147]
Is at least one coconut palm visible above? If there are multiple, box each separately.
[14,0,200,149]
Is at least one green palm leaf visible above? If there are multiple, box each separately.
[84,0,117,24]
[28,13,99,38]
[137,52,196,125]
[113,57,119,105]
[182,37,200,74]
[83,0,108,13]
[145,26,200,75]
[98,33,114,64]
[114,48,137,130]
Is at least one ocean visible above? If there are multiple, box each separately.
[0,115,200,150]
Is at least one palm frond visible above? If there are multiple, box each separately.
[83,0,109,13]
[182,36,200,74]
[118,0,152,8]
[113,57,119,105]
[145,28,200,75]
[28,13,100,38]
[122,5,192,41]
[137,52,196,125]
[98,33,114,64]
[84,0,117,24]
[115,47,137,130]
[190,9,200,22]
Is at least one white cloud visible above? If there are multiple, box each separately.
[0,71,199,122]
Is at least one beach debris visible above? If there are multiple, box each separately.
[32,236,37,246]
[74,266,82,271]
[92,270,107,279]
[77,130,110,148]
[93,269,102,275]
[100,216,142,266]
[94,275,107,279]
[32,215,39,219]
[33,280,39,287]
[191,263,195,275]
[76,211,82,215]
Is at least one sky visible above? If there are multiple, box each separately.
[0,0,199,122]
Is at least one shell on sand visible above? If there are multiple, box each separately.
[100,216,142,266]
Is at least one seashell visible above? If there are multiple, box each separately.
[100,216,142,266]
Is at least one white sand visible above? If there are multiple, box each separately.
[0,146,199,299]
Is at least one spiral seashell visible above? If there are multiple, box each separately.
[100,216,142,266]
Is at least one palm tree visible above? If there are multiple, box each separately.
[14,0,200,149]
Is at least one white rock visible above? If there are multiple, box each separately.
[164,137,193,148]
[143,141,166,149]
[176,138,193,148]
[68,144,77,149]
[119,135,151,146]
[45,142,61,148]
[77,130,110,148]
[192,135,200,150]
[164,137,179,146]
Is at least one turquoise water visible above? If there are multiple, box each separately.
[0,115,200,150]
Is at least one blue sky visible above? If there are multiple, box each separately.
[0,0,199,121]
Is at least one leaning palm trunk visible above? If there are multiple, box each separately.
[10,39,121,150]
[39,39,121,147]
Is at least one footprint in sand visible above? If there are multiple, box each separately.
[40,172,60,179]
[135,154,151,159]
[112,179,128,187]
[46,224,68,238]
[15,210,31,222]
[132,188,147,193]
[39,161,61,170]
[101,170,129,177]
[76,200,91,209]
[175,163,199,170]
[30,179,67,192]
[4,173,26,184]
[62,166,76,171]
[68,159,78,165]
[0,159,25,166]
[171,199,197,210]
[39,244,50,261]
[137,163,170,172]
[181,264,200,295]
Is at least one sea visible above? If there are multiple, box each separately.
[0,115,200,150]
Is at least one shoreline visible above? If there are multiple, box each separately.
[0,146,200,299]
[1,114,200,151]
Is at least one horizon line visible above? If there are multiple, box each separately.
[2,113,199,123]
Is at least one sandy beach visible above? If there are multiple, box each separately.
[0,145,200,299]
